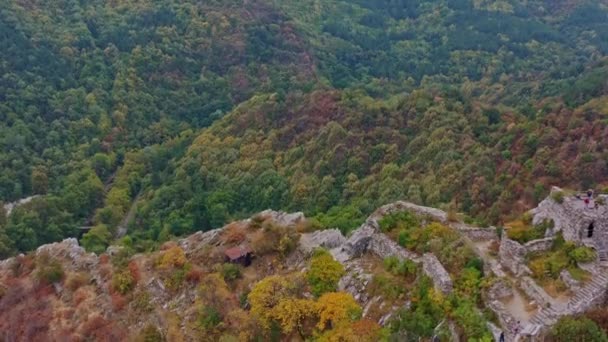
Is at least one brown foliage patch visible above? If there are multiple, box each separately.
[34,283,55,297]
[352,319,383,341]
[61,308,75,320]
[99,254,110,264]
[0,280,27,311]
[0,294,53,341]
[65,272,90,292]
[111,293,128,312]
[186,266,204,283]
[128,261,141,283]
[160,241,178,251]
[99,264,112,281]
[79,314,127,342]
[73,288,89,306]
[586,307,608,331]
[10,254,35,277]
[222,222,247,245]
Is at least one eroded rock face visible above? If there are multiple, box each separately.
[35,238,99,273]
[299,229,346,254]
[257,209,305,227]
[338,259,373,304]
[2,195,41,216]
[287,229,347,268]
[524,238,554,254]
[179,229,223,253]
[487,300,518,341]
[458,227,498,241]
[519,276,553,309]
[331,219,378,263]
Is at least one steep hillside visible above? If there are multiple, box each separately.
[1,0,608,256]
[0,0,314,200]
[0,0,315,255]
[126,0,608,243]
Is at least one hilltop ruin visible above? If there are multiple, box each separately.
[1,189,606,341]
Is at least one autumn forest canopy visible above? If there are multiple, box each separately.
[1,0,608,256]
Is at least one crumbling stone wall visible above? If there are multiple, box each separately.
[458,227,498,241]
[371,201,448,223]
[331,204,454,295]
[499,238,528,276]
[422,253,453,294]
[524,238,554,254]
[487,300,517,342]
[368,233,419,261]
[519,276,553,309]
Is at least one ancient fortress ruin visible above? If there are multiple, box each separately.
[2,188,606,341]
[316,188,608,341]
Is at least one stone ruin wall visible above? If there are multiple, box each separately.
[519,276,553,309]
[498,237,528,276]
[498,236,555,276]
[334,203,455,295]
[531,187,608,243]
[458,228,498,241]
[523,238,554,254]
[422,253,453,294]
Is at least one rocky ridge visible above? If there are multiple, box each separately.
[1,193,606,341]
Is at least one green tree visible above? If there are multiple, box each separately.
[31,166,49,195]
[307,249,345,297]
[81,224,112,254]
[549,317,608,342]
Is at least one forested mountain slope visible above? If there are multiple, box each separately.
[1,0,608,255]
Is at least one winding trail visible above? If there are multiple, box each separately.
[116,191,142,238]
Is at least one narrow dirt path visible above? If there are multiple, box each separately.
[116,192,142,238]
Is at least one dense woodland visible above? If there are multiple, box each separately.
[1,0,608,256]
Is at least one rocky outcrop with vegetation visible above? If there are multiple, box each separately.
[2,193,608,341]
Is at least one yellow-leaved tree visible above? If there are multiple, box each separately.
[248,275,293,329]
[270,298,317,336]
[316,292,362,330]
[158,246,187,269]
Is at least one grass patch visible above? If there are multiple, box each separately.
[506,218,553,244]
[567,267,591,282]
[379,211,419,233]
[551,191,565,204]
[527,234,594,293]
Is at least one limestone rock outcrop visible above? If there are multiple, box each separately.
[299,229,346,254]
[179,228,223,253]
[2,195,40,216]
[256,209,305,227]
[330,219,378,263]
